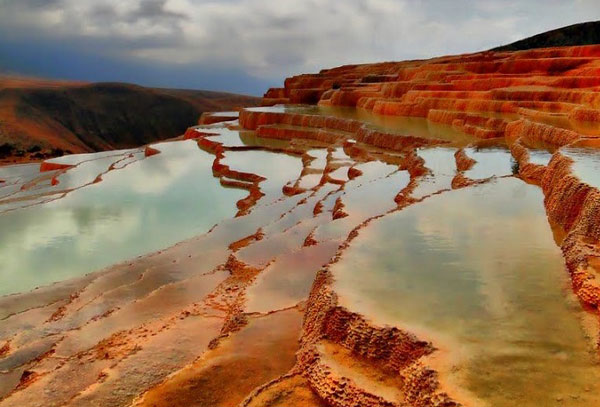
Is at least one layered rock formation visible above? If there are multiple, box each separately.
[2,44,600,407]
[257,43,600,301]
[239,44,600,406]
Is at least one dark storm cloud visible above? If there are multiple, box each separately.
[0,0,599,95]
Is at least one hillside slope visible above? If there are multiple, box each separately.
[0,77,259,161]
[493,20,600,51]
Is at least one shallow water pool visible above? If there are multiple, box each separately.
[0,140,245,296]
[332,177,600,406]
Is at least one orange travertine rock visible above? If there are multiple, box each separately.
[331,197,348,220]
[260,45,600,140]
[541,152,600,307]
[347,166,363,180]
[508,139,547,183]
[5,44,600,407]
[135,310,302,407]
[454,149,476,172]
[0,341,9,357]
[296,270,454,407]
[144,145,160,157]
[183,128,220,140]
[250,45,600,283]
[198,111,239,125]
[233,47,600,407]
[39,161,72,172]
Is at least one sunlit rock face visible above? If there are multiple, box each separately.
[2,45,600,407]
[263,45,600,140]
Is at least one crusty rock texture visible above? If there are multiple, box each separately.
[3,44,600,407]
[235,44,600,407]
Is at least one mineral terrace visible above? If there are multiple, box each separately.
[2,45,600,407]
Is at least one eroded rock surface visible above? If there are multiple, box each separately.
[2,45,600,407]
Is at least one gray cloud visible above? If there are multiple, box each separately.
[89,4,118,22]
[11,0,62,8]
[127,0,187,23]
[0,0,599,92]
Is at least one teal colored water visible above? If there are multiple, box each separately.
[0,140,245,297]
[332,178,600,406]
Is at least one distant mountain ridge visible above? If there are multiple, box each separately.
[493,21,600,51]
[0,76,259,162]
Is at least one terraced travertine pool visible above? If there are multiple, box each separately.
[0,141,246,296]
[1,106,600,407]
[332,178,600,406]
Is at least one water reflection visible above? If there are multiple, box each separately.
[562,147,600,189]
[464,147,514,179]
[246,105,477,146]
[332,178,600,406]
[0,140,245,296]
[220,149,303,196]
[527,149,553,166]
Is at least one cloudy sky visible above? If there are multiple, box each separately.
[1,0,599,95]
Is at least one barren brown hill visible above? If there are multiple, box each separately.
[0,76,259,162]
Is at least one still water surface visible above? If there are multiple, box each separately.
[332,178,600,406]
[0,140,245,296]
